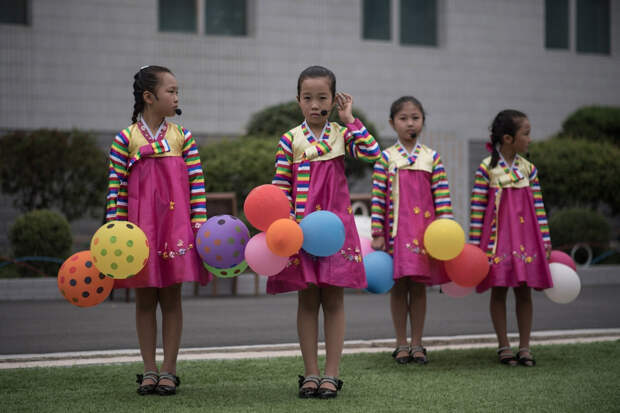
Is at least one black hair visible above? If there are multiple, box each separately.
[131,65,173,123]
[489,109,527,168]
[297,65,336,98]
[389,96,426,123]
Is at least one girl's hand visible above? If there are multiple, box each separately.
[335,92,355,124]
[371,236,385,251]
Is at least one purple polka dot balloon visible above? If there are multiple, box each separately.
[195,215,250,269]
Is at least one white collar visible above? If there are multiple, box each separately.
[304,120,329,141]
[140,118,166,140]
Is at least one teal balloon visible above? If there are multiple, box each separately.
[299,211,345,257]
[364,251,394,294]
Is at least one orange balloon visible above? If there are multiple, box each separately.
[57,251,114,307]
[244,184,291,231]
[444,244,490,287]
[265,218,304,257]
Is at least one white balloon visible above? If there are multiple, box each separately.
[544,263,581,304]
[354,215,372,239]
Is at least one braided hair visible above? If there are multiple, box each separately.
[131,65,173,124]
[489,109,527,168]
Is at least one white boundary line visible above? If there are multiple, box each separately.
[1,328,619,370]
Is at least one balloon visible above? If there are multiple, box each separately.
[363,251,394,294]
[423,219,465,261]
[203,260,248,279]
[265,218,304,257]
[359,236,374,257]
[441,282,474,298]
[549,250,577,271]
[57,251,114,307]
[243,184,291,231]
[196,215,250,268]
[90,221,149,279]
[245,232,289,276]
[545,263,581,304]
[299,211,345,257]
[444,244,490,287]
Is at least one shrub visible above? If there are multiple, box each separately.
[549,208,611,258]
[0,129,108,221]
[8,209,72,277]
[560,106,620,146]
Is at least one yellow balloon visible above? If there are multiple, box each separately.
[90,221,150,279]
[423,219,465,261]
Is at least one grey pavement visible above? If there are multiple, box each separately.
[1,284,619,355]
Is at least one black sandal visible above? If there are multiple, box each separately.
[136,371,159,395]
[155,372,180,396]
[411,345,428,365]
[497,346,517,366]
[392,345,411,364]
[298,375,320,398]
[317,376,343,399]
[517,347,536,367]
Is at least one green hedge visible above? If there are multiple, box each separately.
[549,208,611,256]
[8,209,72,277]
[560,106,620,146]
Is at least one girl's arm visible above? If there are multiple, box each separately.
[272,132,295,217]
[529,165,551,250]
[371,152,389,237]
[343,119,381,163]
[431,152,454,219]
[106,131,130,222]
[469,162,490,245]
[181,127,207,231]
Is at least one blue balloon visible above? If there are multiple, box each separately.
[364,251,394,294]
[299,210,345,257]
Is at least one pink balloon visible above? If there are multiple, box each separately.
[441,282,474,298]
[244,233,288,276]
[359,236,374,257]
[549,250,577,271]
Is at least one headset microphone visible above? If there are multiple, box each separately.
[320,110,328,116]
[175,108,182,115]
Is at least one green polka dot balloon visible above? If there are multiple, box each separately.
[90,221,149,279]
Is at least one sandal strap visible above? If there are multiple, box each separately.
[136,371,159,384]
[497,346,513,355]
[392,345,411,357]
[158,372,180,387]
[298,375,321,388]
[320,376,343,390]
[411,345,426,353]
[518,347,531,354]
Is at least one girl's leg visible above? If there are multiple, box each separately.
[135,287,159,383]
[409,281,427,358]
[490,286,516,364]
[298,285,321,389]
[390,277,410,358]
[158,283,183,385]
[321,285,345,383]
[514,285,534,364]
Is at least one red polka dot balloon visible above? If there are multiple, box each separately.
[57,251,114,307]
[196,215,250,269]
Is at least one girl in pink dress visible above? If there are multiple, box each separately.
[371,96,453,365]
[469,109,552,367]
[105,65,210,395]
[268,66,380,399]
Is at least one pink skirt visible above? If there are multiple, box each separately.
[114,156,211,289]
[267,158,367,294]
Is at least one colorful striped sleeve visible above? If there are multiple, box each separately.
[529,165,551,247]
[371,151,389,236]
[469,162,490,245]
[105,130,130,222]
[181,127,207,228]
[431,152,453,219]
[272,132,294,216]
[343,119,381,163]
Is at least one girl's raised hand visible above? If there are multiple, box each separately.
[371,236,385,251]
[335,92,355,124]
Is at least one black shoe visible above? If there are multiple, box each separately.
[136,371,159,395]
[411,346,429,365]
[155,372,180,396]
[317,376,343,399]
[517,347,536,367]
[391,345,412,364]
[497,346,518,366]
[298,375,320,398]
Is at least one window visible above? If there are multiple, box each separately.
[400,0,437,46]
[576,0,610,54]
[158,0,197,33]
[0,0,29,25]
[205,0,246,36]
[363,0,391,41]
[545,0,569,49]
